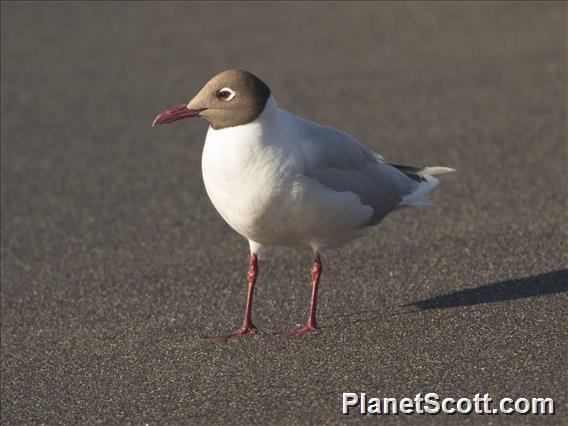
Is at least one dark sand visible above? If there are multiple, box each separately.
[2,2,566,424]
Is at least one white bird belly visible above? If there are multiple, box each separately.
[202,142,371,250]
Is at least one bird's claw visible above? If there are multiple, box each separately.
[282,324,319,338]
[209,324,257,341]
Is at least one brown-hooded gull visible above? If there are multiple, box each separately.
[153,69,454,340]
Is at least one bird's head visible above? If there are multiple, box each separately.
[152,69,271,130]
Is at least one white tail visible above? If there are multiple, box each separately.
[386,162,455,208]
[398,175,440,208]
[417,166,455,176]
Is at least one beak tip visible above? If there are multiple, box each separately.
[152,114,164,127]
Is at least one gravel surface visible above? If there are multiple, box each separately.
[1,2,567,424]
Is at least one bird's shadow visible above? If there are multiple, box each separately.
[326,269,568,327]
[405,269,568,311]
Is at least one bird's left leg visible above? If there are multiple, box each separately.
[283,252,322,337]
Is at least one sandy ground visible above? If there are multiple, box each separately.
[1,2,567,424]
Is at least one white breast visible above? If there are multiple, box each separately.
[201,97,297,245]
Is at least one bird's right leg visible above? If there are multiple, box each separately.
[210,253,258,341]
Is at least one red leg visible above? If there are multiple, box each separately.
[283,252,322,337]
[211,253,258,341]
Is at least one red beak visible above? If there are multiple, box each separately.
[152,104,206,127]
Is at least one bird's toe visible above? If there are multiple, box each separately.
[209,324,257,341]
[281,324,319,338]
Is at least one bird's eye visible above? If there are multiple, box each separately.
[217,87,236,101]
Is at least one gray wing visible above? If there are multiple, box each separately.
[296,121,419,225]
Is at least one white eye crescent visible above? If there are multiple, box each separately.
[217,87,236,101]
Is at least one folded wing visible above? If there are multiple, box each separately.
[294,117,454,225]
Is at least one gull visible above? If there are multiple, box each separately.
[153,69,454,339]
